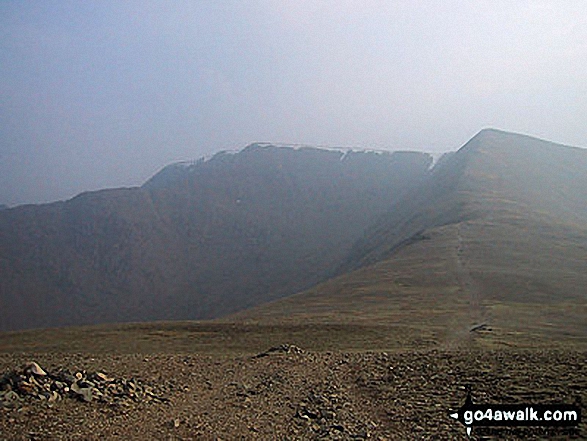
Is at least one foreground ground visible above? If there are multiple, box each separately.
[0,326,585,440]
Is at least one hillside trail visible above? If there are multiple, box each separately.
[444,221,490,350]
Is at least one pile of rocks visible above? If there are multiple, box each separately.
[0,361,167,408]
[254,344,305,358]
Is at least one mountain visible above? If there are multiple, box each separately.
[232,130,587,348]
[0,144,431,331]
[0,205,7,211]
[3,129,585,344]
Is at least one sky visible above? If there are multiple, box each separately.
[1,0,587,206]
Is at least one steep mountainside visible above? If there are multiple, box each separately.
[234,130,587,347]
[0,145,431,331]
[339,129,587,271]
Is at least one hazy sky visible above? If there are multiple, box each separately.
[1,0,586,206]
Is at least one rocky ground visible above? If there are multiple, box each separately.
[0,347,585,440]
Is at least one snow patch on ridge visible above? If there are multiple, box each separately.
[428,152,445,169]
[426,151,455,170]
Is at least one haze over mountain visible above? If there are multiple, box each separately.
[0,145,431,331]
[4,1,587,209]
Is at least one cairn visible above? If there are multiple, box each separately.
[0,361,167,408]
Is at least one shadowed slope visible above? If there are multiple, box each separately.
[0,145,431,331]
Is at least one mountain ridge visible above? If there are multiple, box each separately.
[0,144,431,331]
[1,130,585,340]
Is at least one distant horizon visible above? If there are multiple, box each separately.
[2,127,586,208]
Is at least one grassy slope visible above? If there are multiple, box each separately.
[230,130,587,350]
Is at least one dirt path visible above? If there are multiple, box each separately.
[456,222,487,318]
[1,349,585,440]
[443,222,490,349]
